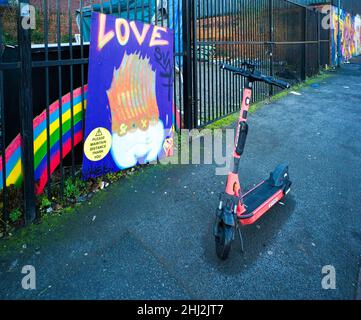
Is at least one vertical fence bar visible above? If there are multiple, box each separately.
[198,0,202,126]
[18,0,36,223]
[80,0,86,137]
[177,0,183,128]
[182,0,193,129]
[166,0,169,26]
[228,0,231,111]
[251,0,254,100]
[240,1,246,99]
[269,0,274,97]
[301,6,307,81]
[212,0,220,118]
[192,0,198,128]
[142,0,145,22]
[202,0,206,125]
[100,0,104,13]
[221,0,225,118]
[171,0,175,127]
[225,0,229,116]
[172,0,177,130]
[56,0,64,198]
[231,0,235,113]
[220,0,224,117]
[0,10,8,227]
[154,0,157,24]
[209,0,214,122]
[317,10,321,73]
[68,0,75,181]
[43,0,51,199]
[206,0,211,123]
[337,0,341,67]
[236,0,241,110]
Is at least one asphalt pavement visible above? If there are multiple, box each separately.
[1,59,361,299]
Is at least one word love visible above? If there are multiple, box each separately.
[97,13,169,50]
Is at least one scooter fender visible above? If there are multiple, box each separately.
[213,208,236,237]
[222,208,236,227]
[270,163,290,187]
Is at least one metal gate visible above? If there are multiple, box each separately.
[0,0,330,230]
[0,0,186,229]
[183,0,331,128]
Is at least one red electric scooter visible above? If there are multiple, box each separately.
[213,62,292,260]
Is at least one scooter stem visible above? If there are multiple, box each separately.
[231,80,253,174]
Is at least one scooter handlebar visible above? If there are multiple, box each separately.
[221,64,249,77]
[263,76,291,89]
[221,64,291,89]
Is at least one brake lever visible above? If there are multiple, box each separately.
[241,61,255,73]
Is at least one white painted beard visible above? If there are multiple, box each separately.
[111,120,165,169]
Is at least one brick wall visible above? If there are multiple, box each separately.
[1,1,93,44]
[30,0,89,43]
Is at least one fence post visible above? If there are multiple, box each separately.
[268,0,274,97]
[182,0,194,129]
[337,0,341,67]
[317,11,321,73]
[301,7,307,81]
[191,0,198,128]
[18,1,36,224]
[0,11,9,226]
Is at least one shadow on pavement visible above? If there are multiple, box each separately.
[202,195,296,275]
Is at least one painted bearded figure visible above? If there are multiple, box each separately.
[106,53,165,169]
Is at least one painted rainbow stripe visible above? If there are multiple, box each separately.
[0,85,88,195]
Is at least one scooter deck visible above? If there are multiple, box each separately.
[242,180,283,215]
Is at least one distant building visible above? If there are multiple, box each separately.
[293,0,361,16]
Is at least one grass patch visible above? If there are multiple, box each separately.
[0,70,335,254]
[203,71,334,130]
[0,163,149,245]
[0,162,159,258]
[0,206,76,257]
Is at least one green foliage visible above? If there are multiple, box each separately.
[64,177,86,199]
[61,34,73,44]
[104,171,124,183]
[31,30,44,44]
[30,9,44,44]
[204,70,333,130]
[9,208,22,223]
[3,32,17,45]
[0,185,23,221]
[39,195,51,209]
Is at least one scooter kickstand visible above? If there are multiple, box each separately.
[236,222,244,253]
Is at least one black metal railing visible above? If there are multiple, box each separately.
[0,0,331,231]
[185,0,331,128]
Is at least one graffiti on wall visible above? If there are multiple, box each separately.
[331,7,361,64]
[0,87,88,195]
[355,15,361,56]
[82,13,174,178]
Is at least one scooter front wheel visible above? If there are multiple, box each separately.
[215,222,234,260]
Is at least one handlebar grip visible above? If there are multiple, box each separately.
[222,64,291,89]
[267,77,291,89]
[221,64,239,73]
[221,64,248,76]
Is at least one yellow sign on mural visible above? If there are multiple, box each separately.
[84,127,112,161]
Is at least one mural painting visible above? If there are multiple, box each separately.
[0,87,88,195]
[82,13,174,178]
[331,7,361,65]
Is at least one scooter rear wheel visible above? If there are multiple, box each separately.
[215,222,233,260]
